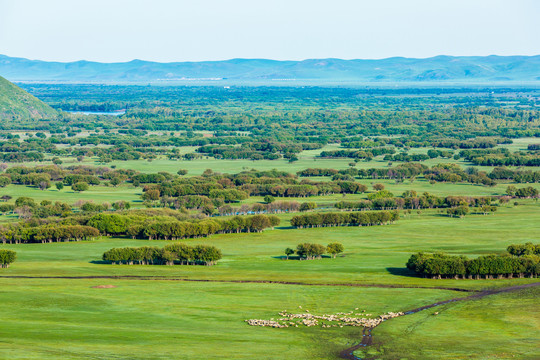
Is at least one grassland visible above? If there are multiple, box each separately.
[368,286,540,359]
[11,138,540,177]
[0,202,538,359]
[0,278,463,360]
[2,176,538,214]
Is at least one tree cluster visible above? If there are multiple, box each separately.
[290,210,399,228]
[285,242,344,260]
[87,213,279,240]
[103,243,222,266]
[406,245,540,279]
[0,224,100,244]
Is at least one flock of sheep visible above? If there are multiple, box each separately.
[246,307,404,329]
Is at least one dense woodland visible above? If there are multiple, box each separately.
[0,85,538,167]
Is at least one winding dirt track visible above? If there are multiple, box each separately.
[0,275,475,292]
[339,282,540,360]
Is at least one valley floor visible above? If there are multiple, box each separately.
[1,204,539,359]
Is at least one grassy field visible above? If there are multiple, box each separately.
[368,286,540,359]
[0,203,538,359]
[2,177,539,211]
[9,137,540,176]
[0,278,461,360]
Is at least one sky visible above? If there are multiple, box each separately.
[0,0,539,63]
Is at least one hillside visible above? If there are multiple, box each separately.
[1,54,540,83]
[0,75,57,120]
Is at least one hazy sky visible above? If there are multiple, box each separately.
[1,0,538,63]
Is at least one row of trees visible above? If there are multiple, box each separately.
[406,246,540,279]
[290,210,399,228]
[145,180,368,201]
[0,209,279,244]
[505,186,539,199]
[319,148,395,160]
[87,213,279,240]
[102,243,222,266]
[507,242,540,256]
[0,225,100,244]
[335,193,494,212]
[299,164,540,186]
[490,167,540,183]
[0,249,16,268]
[298,163,427,180]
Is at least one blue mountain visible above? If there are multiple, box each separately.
[1,54,539,83]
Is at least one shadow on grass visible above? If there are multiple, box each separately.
[386,267,418,278]
[90,260,109,265]
[272,255,333,260]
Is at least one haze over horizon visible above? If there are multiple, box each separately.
[1,0,539,63]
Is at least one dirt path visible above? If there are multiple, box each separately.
[0,275,476,292]
[339,282,540,360]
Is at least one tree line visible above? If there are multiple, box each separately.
[335,192,495,212]
[0,210,279,244]
[406,243,540,279]
[290,210,399,228]
[87,213,279,240]
[0,224,99,244]
[102,243,222,266]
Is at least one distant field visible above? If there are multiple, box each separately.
[7,138,540,176]
[1,177,538,211]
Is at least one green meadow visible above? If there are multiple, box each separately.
[1,202,538,359]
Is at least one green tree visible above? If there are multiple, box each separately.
[263,195,275,204]
[142,189,160,201]
[110,177,121,187]
[326,242,344,258]
[284,247,294,260]
[72,182,89,192]
[299,202,316,212]
[506,185,517,197]
[0,249,16,268]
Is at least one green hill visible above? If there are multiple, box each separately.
[0,75,57,120]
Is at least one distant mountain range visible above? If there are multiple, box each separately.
[0,75,57,120]
[1,54,539,83]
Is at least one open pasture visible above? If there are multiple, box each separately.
[0,202,538,359]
